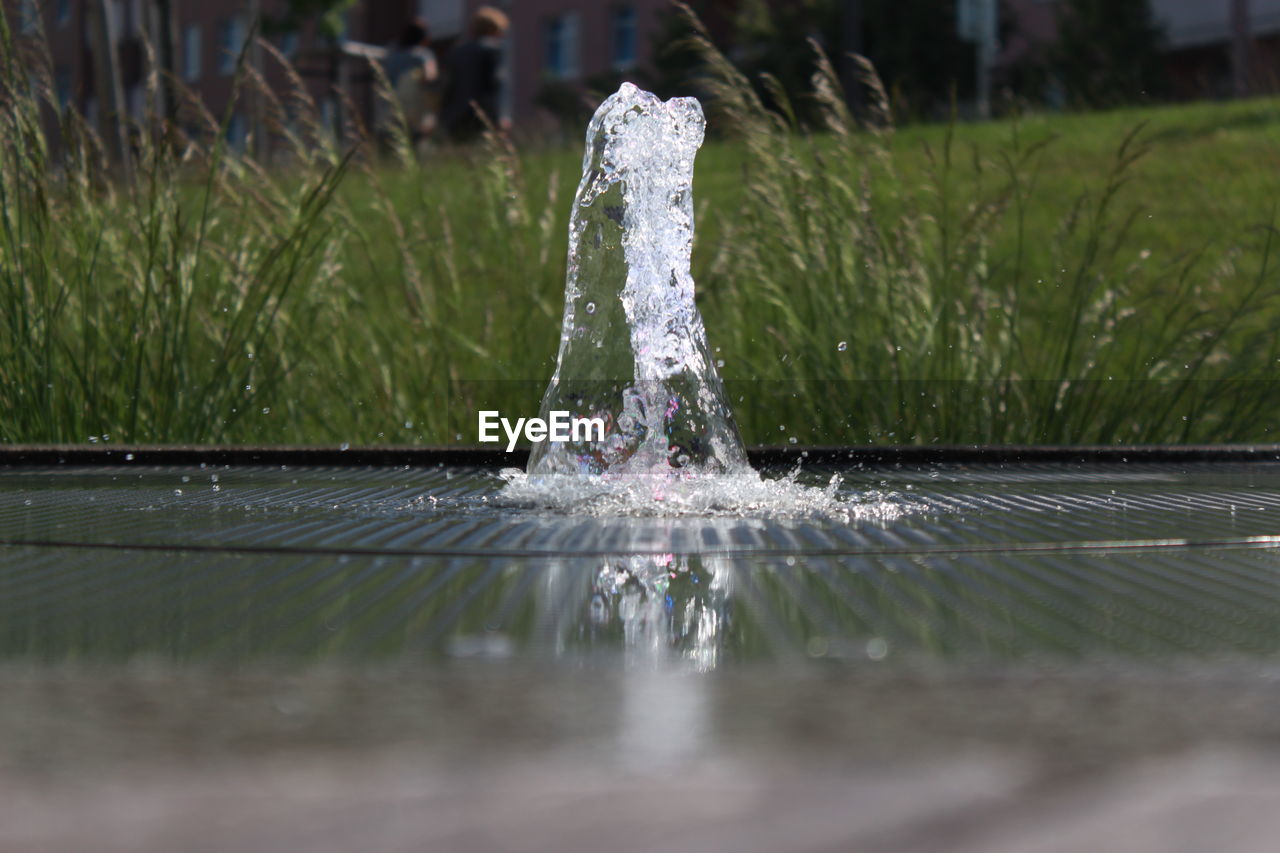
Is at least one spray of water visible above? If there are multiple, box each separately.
[503,84,903,522]
[527,83,746,477]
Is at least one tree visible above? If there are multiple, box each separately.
[651,0,975,125]
[1054,0,1165,107]
[266,0,358,138]
[857,0,974,119]
[266,0,357,41]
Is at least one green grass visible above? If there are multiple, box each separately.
[4,10,1280,447]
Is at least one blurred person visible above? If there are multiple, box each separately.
[440,6,510,142]
[381,19,440,145]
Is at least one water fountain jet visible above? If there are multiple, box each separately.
[528,83,746,478]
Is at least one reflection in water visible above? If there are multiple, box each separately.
[11,490,1280,667]
[586,553,731,672]
[539,530,732,671]
[537,547,731,766]
[576,553,728,767]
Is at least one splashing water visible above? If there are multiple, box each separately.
[527,83,746,477]
[505,83,903,522]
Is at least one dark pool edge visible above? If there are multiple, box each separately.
[3,444,1280,468]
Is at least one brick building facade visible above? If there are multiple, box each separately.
[5,0,670,148]
[14,0,1276,152]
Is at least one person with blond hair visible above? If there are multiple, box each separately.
[440,6,510,141]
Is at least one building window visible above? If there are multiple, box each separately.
[19,0,38,34]
[106,0,123,36]
[55,0,71,28]
[226,112,247,151]
[320,98,336,134]
[126,0,143,36]
[183,24,202,81]
[127,83,146,120]
[54,65,72,108]
[544,12,579,79]
[612,6,637,71]
[217,15,247,76]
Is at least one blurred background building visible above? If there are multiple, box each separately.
[6,0,1280,151]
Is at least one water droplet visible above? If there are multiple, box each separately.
[404,421,414,429]
[585,301,596,314]
[716,359,725,368]
[261,407,270,415]
[124,453,134,461]
[173,489,183,496]
[339,442,350,451]
[181,475,190,483]
[837,341,847,352]
[244,384,253,391]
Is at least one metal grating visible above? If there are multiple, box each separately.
[4,459,1280,663]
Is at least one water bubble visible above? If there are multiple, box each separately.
[181,475,190,483]
[585,301,596,314]
[261,407,270,415]
[124,453,135,461]
[404,421,414,429]
[866,637,889,660]
[339,442,350,451]
[173,489,183,496]
[716,359,725,368]
[837,341,847,352]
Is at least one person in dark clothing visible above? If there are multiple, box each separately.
[440,6,509,142]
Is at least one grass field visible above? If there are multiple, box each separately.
[5,13,1280,448]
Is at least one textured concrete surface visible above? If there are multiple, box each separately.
[5,662,1280,851]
